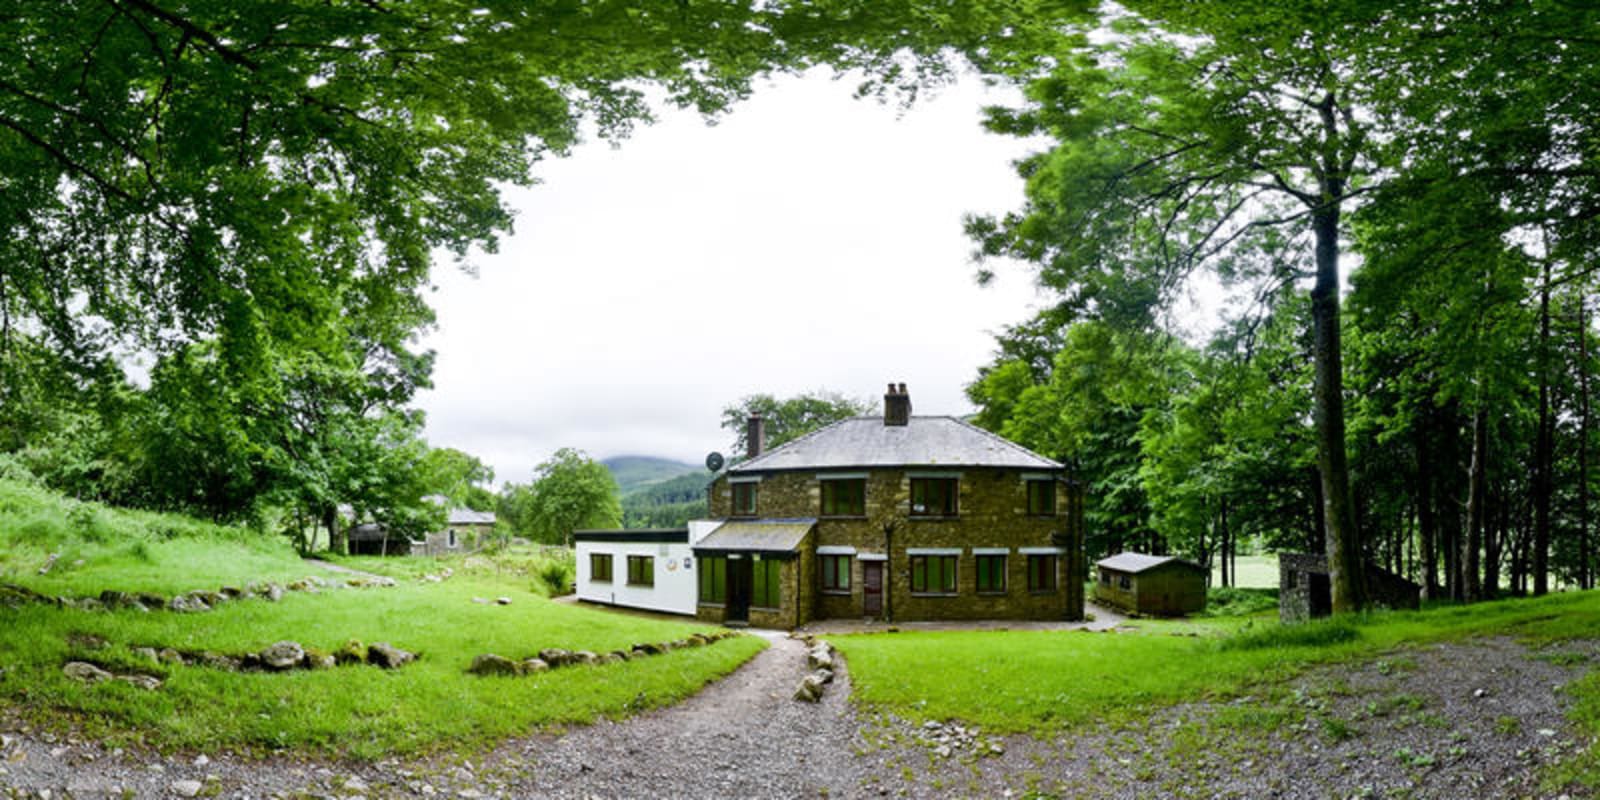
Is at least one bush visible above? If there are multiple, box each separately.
[534,556,575,597]
[1203,586,1280,618]
[1216,617,1360,651]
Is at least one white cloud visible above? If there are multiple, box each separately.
[415,69,1047,484]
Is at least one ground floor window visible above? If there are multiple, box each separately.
[753,558,781,608]
[1099,569,1112,585]
[1027,555,1058,592]
[627,555,654,586]
[975,554,1006,593]
[699,554,726,602]
[820,554,852,593]
[590,553,613,583]
[911,555,957,594]
[1118,573,1131,590]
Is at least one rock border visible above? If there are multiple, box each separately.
[467,631,744,677]
[792,635,836,702]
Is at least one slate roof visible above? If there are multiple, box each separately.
[729,416,1061,473]
[447,509,496,525]
[1096,552,1205,574]
[692,518,816,553]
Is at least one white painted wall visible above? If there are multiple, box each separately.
[575,538,698,616]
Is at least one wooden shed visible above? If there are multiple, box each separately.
[1094,552,1207,616]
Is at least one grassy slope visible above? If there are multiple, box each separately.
[0,480,313,595]
[835,591,1600,735]
[0,480,765,757]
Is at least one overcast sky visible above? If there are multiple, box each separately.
[414,69,1051,485]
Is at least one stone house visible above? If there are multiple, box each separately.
[1093,552,1207,616]
[679,383,1082,627]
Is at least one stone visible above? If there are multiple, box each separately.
[344,775,369,792]
[794,674,824,703]
[471,597,489,605]
[808,646,834,671]
[495,597,512,606]
[113,673,162,691]
[366,642,415,669]
[196,652,241,671]
[158,648,184,665]
[99,590,131,607]
[632,642,663,656]
[133,647,158,662]
[573,650,598,665]
[67,632,108,650]
[467,654,521,677]
[814,668,834,685]
[171,779,203,798]
[63,662,112,683]
[335,639,366,665]
[263,583,285,602]
[38,553,59,574]
[935,745,951,758]
[609,650,632,662]
[260,641,306,670]
[520,658,550,674]
[219,586,243,599]
[136,593,167,611]
[989,742,1006,755]
[538,648,572,666]
[168,595,207,613]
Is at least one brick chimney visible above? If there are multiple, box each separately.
[884,382,911,426]
[747,412,767,458]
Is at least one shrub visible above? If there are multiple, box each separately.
[1216,617,1360,651]
[535,555,575,597]
[1202,586,1280,618]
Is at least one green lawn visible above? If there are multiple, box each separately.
[1210,553,1279,589]
[834,591,1600,735]
[0,479,764,757]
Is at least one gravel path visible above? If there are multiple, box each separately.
[0,634,1594,798]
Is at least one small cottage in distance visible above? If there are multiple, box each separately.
[1094,552,1207,616]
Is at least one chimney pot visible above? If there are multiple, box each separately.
[884,382,912,426]
[747,412,767,458]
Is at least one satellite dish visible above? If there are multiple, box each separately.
[705,451,725,472]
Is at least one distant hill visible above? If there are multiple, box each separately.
[601,455,700,494]
[601,456,711,529]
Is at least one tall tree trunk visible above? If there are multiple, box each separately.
[1484,478,1503,599]
[1579,295,1592,590]
[1310,205,1362,612]
[1219,497,1231,588]
[1415,425,1440,598]
[1464,404,1488,602]
[323,505,344,556]
[1436,404,1465,601]
[1534,260,1553,595]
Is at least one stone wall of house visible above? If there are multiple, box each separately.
[709,468,1082,622]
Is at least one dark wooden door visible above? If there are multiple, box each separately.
[862,561,883,618]
[726,556,752,623]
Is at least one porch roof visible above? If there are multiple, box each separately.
[692,518,816,553]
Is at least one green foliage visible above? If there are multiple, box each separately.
[498,448,622,545]
[1201,587,1279,618]
[536,554,577,597]
[720,390,875,460]
[417,448,496,512]
[620,470,710,529]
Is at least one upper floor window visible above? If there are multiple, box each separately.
[1026,478,1057,516]
[821,478,867,517]
[731,481,758,517]
[910,477,958,517]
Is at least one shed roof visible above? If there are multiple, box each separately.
[692,518,816,553]
[448,509,495,525]
[730,416,1061,473]
[1096,552,1205,574]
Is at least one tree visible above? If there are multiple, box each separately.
[417,448,495,511]
[720,390,875,460]
[502,449,621,547]
[966,2,1429,611]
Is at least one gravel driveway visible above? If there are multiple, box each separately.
[0,632,1594,798]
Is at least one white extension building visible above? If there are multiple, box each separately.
[573,521,719,616]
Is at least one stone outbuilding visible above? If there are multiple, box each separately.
[1093,552,1208,616]
[1278,552,1422,622]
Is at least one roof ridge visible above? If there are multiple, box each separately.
[732,416,858,471]
[944,416,1064,468]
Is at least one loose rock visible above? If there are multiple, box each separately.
[367,642,415,669]
[260,641,306,671]
[63,662,112,683]
[468,654,521,677]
